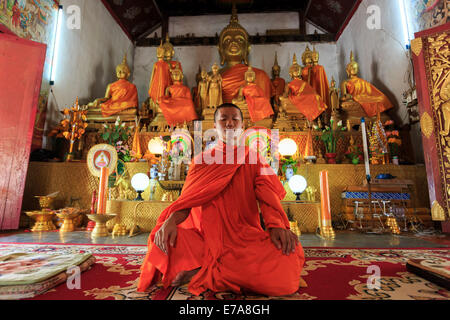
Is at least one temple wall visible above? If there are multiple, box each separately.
[44,0,134,147]
[336,0,424,163]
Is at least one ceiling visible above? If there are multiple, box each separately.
[101,0,362,43]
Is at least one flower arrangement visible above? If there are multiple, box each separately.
[384,120,402,158]
[101,117,135,163]
[316,119,346,154]
[345,144,364,164]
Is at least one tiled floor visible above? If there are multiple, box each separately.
[0,230,448,248]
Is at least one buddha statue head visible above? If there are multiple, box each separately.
[245,65,256,84]
[116,54,131,80]
[346,51,359,78]
[211,62,220,75]
[302,45,313,66]
[156,40,165,60]
[218,4,250,67]
[163,34,175,62]
[272,52,281,79]
[312,46,319,66]
[201,69,208,81]
[289,54,301,80]
[170,64,183,83]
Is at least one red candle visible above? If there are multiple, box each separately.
[97,167,109,214]
[90,190,97,214]
[319,170,332,227]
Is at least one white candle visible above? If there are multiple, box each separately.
[361,118,371,181]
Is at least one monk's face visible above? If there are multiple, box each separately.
[214,107,243,145]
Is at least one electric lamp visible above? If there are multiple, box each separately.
[131,173,150,201]
[279,138,298,157]
[148,137,165,155]
[288,175,307,201]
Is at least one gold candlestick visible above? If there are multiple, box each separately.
[86,214,116,237]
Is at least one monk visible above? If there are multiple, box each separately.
[158,65,198,127]
[148,42,170,109]
[137,104,305,296]
[236,66,274,123]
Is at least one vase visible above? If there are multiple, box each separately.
[392,156,399,165]
[351,158,360,165]
[325,153,337,164]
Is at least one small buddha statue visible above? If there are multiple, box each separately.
[235,66,274,123]
[282,54,327,122]
[341,51,394,118]
[271,52,286,115]
[158,65,198,127]
[301,45,313,84]
[207,63,223,109]
[87,54,138,120]
[198,68,209,114]
[218,4,273,103]
[148,41,170,112]
[192,65,203,115]
[311,46,330,108]
[163,34,183,81]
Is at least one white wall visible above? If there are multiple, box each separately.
[336,0,423,163]
[45,0,134,144]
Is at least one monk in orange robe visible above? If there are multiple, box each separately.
[137,104,305,296]
[148,43,170,107]
[236,66,274,123]
[158,66,198,127]
[284,55,326,122]
[342,51,393,117]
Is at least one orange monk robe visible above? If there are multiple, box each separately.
[148,61,170,104]
[101,79,138,117]
[243,83,274,123]
[158,83,198,127]
[301,66,312,84]
[345,77,394,117]
[221,64,273,103]
[311,65,330,108]
[137,142,305,296]
[288,78,327,122]
[168,61,183,85]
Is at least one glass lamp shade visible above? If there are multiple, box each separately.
[288,175,307,194]
[279,138,298,157]
[131,173,150,192]
[148,138,164,155]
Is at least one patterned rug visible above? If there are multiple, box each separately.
[0,243,448,300]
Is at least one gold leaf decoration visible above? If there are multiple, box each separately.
[431,201,446,221]
[420,112,434,138]
[411,38,423,57]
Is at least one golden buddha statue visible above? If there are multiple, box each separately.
[87,55,138,121]
[192,65,203,115]
[207,63,223,109]
[311,46,330,108]
[148,41,170,113]
[301,45,313,84]
[158,65,198,127]
[281,54,327,122]
[340,51,393,121]
[197,69,209,115]
[234,66,274,123]
[218,4,273,103]
[271,52,286,114]
[163,34,183,79]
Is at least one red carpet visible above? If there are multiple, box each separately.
[0,243,448,300]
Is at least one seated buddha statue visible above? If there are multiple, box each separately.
[87,55,138,122]
[218,5,273,103]
[158,65,198,128]
[311,46,330,108]
[234,66,274,123]
[148,41,170,114]
[340,51,393,121]
[281,54,327,122]
[301,45,313,84]
[271,52,286,115]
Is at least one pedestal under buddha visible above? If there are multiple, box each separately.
[86,55,138,123]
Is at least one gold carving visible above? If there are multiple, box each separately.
[431,201,446,221]
[411,38,423,57]
[420,111,434,138]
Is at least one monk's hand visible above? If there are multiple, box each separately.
[154,219,178,255]
[269,228,299,256]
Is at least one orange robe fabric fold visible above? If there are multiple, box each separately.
[345,77,394,117]
[302,66,312,84]
[158,83,198,126]
[101,79,138,117]
[288,78,327,121]
[221,64,273,103]
[137,142,305,296]
[148,61,170,104]
[271,77,286,101]
[311,65,330,108]
[243,83,274,122]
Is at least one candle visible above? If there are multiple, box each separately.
[319,170,332,227]
[90,190,97,214]
[97,167,109,214]
[361,118,371,181]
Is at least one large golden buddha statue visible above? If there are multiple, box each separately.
[87,55,139,121]
[271,52,286,114]
[341,51,393,118]
[301,45,313,84]
[163,35,183,80]
[218,5,273,103]
[148,41,170,114]
[311,46,330,108]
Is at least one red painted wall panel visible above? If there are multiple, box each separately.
[0,33,46,230]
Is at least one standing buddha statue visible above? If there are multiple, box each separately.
[218,4,273,103]
[158,65,198,127]
[341,51,393,117]
[207,63,223,109]
[311,46,330,108]
[235,66,274,123]
[197,68,209,115]
[163,34,183,82]
[192,65,203,115]
[283,54,327,122]
[271,52,286,115]
[301,45,313,85]
[87,54,138,118]
[148,41,170,113]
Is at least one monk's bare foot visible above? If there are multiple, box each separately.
[171,268,200,287]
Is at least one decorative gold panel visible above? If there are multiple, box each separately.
[420,111,434,138]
